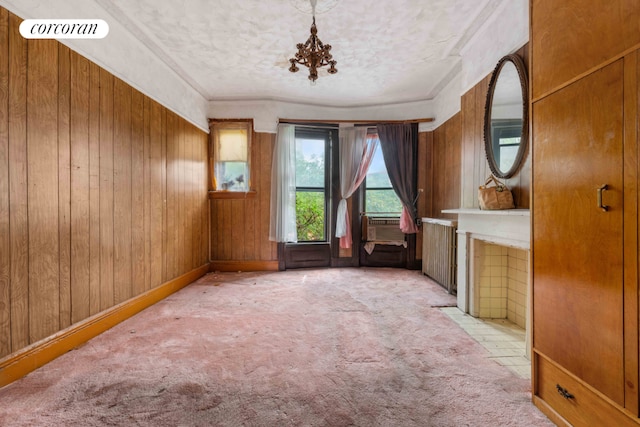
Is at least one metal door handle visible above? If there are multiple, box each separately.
[556,384,574,400]
[597,184,608,212]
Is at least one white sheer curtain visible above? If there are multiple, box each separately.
[269,124,298,243]
[335,127,379,248]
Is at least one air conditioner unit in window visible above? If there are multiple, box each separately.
[366,217,405,242]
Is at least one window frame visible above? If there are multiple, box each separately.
[208,119,254,199]
[490,119,522,174]
[293,127,332,243]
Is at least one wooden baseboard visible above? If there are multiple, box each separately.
[0,264,209,388]
[209,260,279,272]
[330,257,359,268]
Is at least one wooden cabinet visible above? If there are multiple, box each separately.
[530,0,640,99]
[531,2,640,425]
[533,59,626,406]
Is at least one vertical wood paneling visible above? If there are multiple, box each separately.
[421,132,434,218]
[421,114,462,221]
[174,113,182,273]
[458,55,531,210]
[189,129,199,269]
[113,78,132,304]
[209,204,220,260]
[417,132,428,216]
[212,200,222,259]
[213,201,221,259]
[88,62,100,315]
[180,120,189,272]
[270,133,278,261]
[58,44,71,330]
[1,6,209,359]
[174,118,182,272]
[217,201,224,260]
[149,100,163,288]
[8,12,29,353]
[143,97,152,290]
[474,76,490,207]
[161,108,168,282]
[165,112,176,279]
[199,131,206,266]
[197,131,205,267]
[0,8,10,356]
[167,112,182,278]
[433,126,446,216]
[187,128,193,268]
[231,200,243,260]
[131,89,145,296]
[461,89,476,208]
[99,69,114,311]
[261,134,276,260]
[244,132,258,260]
[416,132,427,259]
[202,135,209,265]
[446,113,462,211]
[27,38,60,342]
[257,132,267,259]
[187,128,194,269]
[70,51,90,323]
[223,200,232,259]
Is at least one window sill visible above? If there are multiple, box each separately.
[208,190,257,200]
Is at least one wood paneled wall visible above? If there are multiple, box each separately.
[460,45,530,209]
[420,113,463,220]
[0,9,209,359]
[209,132,278,263]
[417,44,529,248]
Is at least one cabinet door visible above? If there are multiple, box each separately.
[531,0,640,99]
[532,60,624,405]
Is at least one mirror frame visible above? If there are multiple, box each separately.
[483,54,529,179]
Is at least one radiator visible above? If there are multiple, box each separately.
[422,218,457,294]
[366,217,405,242]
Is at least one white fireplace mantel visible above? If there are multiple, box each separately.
[442,208,530,250]
[442,208,530,314]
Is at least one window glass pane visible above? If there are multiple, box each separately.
[295,138,325,188]
[499,145,518,171]
[365,189,403,216]
[365,142,401,215]
[216,161,248,191]
[365,145,392,187]
[211,121,251,191]
[296,190,325,241]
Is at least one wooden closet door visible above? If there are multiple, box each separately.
[532,60,624,405]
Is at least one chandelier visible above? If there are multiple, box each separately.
[288,0,337,82]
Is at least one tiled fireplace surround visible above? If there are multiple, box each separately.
[475,243,528,327]
[443,208,531,356]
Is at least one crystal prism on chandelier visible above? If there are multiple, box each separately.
[288,0,337,82]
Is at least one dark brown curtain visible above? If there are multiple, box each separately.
[376,123,419,234]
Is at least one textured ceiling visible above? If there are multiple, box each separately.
[95,0,502,108]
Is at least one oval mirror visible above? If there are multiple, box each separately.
[484,54,528,179]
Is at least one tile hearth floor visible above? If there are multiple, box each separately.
[441,307,530,380]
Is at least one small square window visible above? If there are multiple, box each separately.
[210,121,251,192]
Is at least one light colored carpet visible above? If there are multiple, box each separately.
[0,268,553,426]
